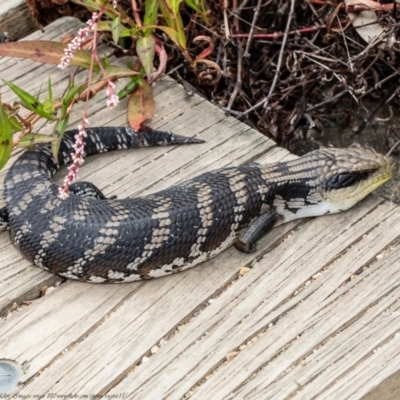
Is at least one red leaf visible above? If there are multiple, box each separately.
[0,40,93,69]
[149,38,168,83]
[128,81,155,131]
[193,35,215,60]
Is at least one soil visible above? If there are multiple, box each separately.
[24,0,400,207]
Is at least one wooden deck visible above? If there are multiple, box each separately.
[1,17,400,399]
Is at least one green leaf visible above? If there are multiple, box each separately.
[97,21,136,37]
[117,79,139,100]
[104,65,140,79]
[8,115,23,133]
[168,0,183,14]
[147,0,186,47]
[97,21,112,31]
[0,41,94,70]
[3,80,55,120]
[173,12,186,48]
[43,78,55,114]
[51,115,69,162]
[0,104,13,170]
[112,15,121,44]
[144,0,158,34]
[61,85,80,119]
[185,0,209,24]
[47,77,53,102]
[157,0,173,29]
[144,25,181,47]
[119,28,138,38]
[156,0,186,47]
[70,0,119,20]
[70,0,99,9]
[102,54,110,68]
[54,117,69,138]
[136,36,155,78]
[18,133,59,148]
[172,0,183,14]
[52,118,69,161]
[43,99,54,114]
[185,0,197,9]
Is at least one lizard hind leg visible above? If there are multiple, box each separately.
[234,210,280,253]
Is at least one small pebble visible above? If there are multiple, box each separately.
[226,352,239,361]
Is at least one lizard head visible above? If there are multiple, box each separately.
[269,147,398,222]
[315,147,398,211]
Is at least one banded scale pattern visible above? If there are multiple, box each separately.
[1,127,397,283]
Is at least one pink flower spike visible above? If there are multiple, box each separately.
[58,27,91,69]
[87,12,99,28]
[106,81,116,96]
[57,12,99,69]
[58,187,69,199]
[58,120,90,199]
[106,94,120,109]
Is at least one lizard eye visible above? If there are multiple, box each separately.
[322,170,373,191]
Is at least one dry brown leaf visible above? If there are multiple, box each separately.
[345,0,383,43]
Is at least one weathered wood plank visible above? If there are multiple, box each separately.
[271,294,400,399]
[233,235,400,399]
[189,206,400,399]
[105,198,400,399]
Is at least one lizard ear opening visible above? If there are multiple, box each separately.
[322,170,374,191]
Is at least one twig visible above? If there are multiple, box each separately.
[356,90,393,134]
[131,0,142,28]
[336,16,353,73]
[387,128,400,156]
[226,0,263,110]
[165,63,184,76]
[230,0,252,33]
[173,71,195,96]
[165,0,400,145]
[232,0,239,33]
[360,70,400,99]
[227,46,244,110]
[223,0,230,39]
[296,49,348,67]
[242,0,295,116]
[305,89,348,112]
[230,20,350,39]
[244,0,263,57]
